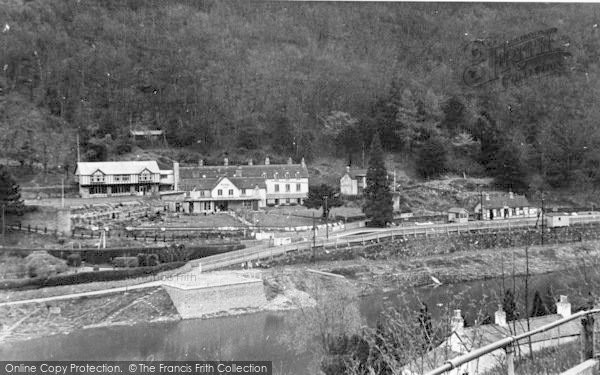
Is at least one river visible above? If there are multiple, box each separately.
[0,270,586,374]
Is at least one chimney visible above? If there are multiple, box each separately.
[301,157,306,167]
[485,193,490,201]
[236,167,242,177]
[494,304,507,327]
[173,162,179,191]
[248,159,253,166]
[265,156,270,165]
[287,157,293,165]
[557,295,571,318]
[346,165,350,173]
[509,191,514,199]
[224,158,229,166]
[198,159,204,167]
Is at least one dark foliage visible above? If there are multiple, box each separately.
[503,289,518,322]
[416,136,448,179]
[0,165,25,215]
[363,133,393,227]
[303,184,343,219]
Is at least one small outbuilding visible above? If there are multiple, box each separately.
[448,207,469,223]
[545,212,570,228]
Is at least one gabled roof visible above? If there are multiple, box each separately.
[448,207,468,213]
[179,176,266,191]
[344,169,367,179]
[130,129,164,136]
[477,193,530,209]
[179,164,309,179]
[75,161,160,176]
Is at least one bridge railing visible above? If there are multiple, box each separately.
[425,308,600,375]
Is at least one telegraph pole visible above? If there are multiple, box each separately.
[312,212,316,261]
[541,191,545,245]
[1,204,5,245]
[323,196,329,240]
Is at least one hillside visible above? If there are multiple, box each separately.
[2,1,600,194]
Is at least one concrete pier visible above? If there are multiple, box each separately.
[162,270,267,319]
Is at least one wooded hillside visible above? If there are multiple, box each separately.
[2,0,600,192]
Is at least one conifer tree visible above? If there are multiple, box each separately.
[0,166,24,216]
[503,289,517,321]
[531,290,546,317]
[363,133,393,227]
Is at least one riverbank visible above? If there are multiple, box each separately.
[2,239,600,346]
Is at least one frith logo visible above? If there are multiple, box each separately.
[463,28,571,88]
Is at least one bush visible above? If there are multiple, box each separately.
[113,256,139,268]
[0,262,187,290]
[67,253,82,267]
[24,251,68,278]
[137,253,159,267]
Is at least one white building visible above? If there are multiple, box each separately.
[340,166,367,196]
[166,157,309,213]
[75,161,174,198]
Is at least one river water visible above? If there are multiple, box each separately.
[0,270,587,374]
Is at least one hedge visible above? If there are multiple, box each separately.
[47,243,245,264]
[0,261,186,290]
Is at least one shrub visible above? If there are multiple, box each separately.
[0,262,186,290]
[67,253,82,267]
[24,251,68,278]
[113,256,139,268]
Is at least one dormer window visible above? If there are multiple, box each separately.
[285,172,290,179]
[140,171,151,182]
[262,172,267,178]
[92,171,105,183]
[274,172,279,179]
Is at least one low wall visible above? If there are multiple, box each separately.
[163,276,267,319]
[561,359,599,375]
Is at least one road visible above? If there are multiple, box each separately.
[3,213,600,307]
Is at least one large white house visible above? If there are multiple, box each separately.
[75,161,174,198]
[164,157,309,213]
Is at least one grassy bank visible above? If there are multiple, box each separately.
[0,287,179,344]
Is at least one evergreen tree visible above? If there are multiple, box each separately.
[416,136,448,179]
[543,286,557,314]
[531,290,546,317]
[303,184,343,219]
[0,166,24,216]
[363,133,393,227]
[503,289,517,322]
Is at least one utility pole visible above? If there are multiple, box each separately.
[479,187,484,221]
[312,212,316,261]
[541,191,545,245]
[76,133,81,163]
[1,204,5,245]
[61,176,65,209]
[362,142,365,169]
[323,196,329,240]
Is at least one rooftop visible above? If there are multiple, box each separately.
[75,161,161,175]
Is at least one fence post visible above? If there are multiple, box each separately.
[581,315,595,361]
[505,343,515,375]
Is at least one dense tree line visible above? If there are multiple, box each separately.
[2,1,600,191]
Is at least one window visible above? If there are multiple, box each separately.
[160,174,168,179]
[296,183,301,192]
[228,189,234,196]
[275,184,280,192]
[121,175,130,182]
[200,191,205,197]
[92,173,105,183]
[140,172,151,182]
[285,198,290,204]
[218,189,223,196]
[285,184,290,192]
[90,185,107,195]
[242,189,247,195]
